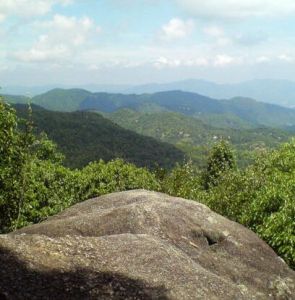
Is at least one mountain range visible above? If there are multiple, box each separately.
[123,79,295,108]
[6,88,295,129]
[4,87,294,168]
[3,78,295,107]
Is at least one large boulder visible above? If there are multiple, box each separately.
[0,190,294,299]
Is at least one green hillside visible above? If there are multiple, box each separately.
[1,94,29,104]
[32,88,92,111]
[15,104,184,169]
[105,109,292,167]
[221,97,295,127]
[194,112,254,129]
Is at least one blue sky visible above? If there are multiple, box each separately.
[1,0,295,86]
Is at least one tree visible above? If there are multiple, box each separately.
[203,140,236,189]
[0,99,28,231]
[0,99,67,232]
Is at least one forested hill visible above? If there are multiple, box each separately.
[8,88,295,128]
[79,90,295,128]
[105,109,291,147]
[104,109,292,167]
[33,88,92,112]
[14,104,184,169]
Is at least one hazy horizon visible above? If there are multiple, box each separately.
[3,77,295,88]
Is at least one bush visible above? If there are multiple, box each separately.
[77,159,160,200]
[161,160,203,199]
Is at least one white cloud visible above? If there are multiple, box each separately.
[256,56,271,63]
[40,14,100,46]
[160,18,194,41]
[154,56,209,69]
[234,32,268,46]
[11,14,100,63]
[203,26,268,48]
[203,26,224,38]
[0,0,72,21]
[214,54,236,66]
[154,57,181,68]
[278,54,293,62]
[177,0,295,19]
[203,26,231,46]
[185,57,209,67]
[12,45,69,63]
[153,53,245,69]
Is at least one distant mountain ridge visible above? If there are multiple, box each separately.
[4,88,295,128]
[3,78,295,107]
[122,79,295,107]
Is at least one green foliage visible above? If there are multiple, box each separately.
[77,159,160,200]
[160,160,202,200]
[0,99,75,231]
[203,140,236,188]
[244,143,295,267]
[0,100,35,231]
[11,160,78,228]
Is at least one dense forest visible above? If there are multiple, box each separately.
[14,104,184,169]
[104,108,291,167]
[0,98,294,269]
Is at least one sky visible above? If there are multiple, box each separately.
[1,0,295,86]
